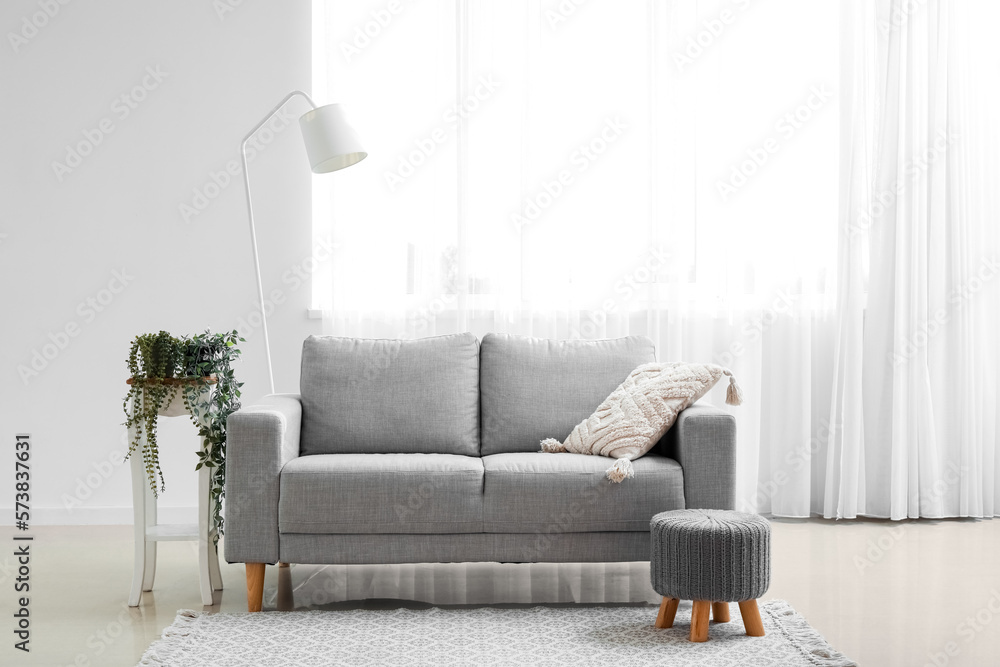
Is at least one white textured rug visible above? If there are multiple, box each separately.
[139,600,856,666]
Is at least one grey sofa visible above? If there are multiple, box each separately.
[225,332,737,611]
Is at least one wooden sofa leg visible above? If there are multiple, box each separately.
[246,563,265,612]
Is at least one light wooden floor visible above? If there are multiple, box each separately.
[2,518,999,665]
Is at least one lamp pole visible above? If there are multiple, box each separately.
[240,91,317,395]
[240,91,366,395]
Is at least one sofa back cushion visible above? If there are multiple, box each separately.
[479,333,656,456]
[299,333,480,456]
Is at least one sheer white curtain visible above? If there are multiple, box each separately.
[312,0,998,519]
[825,0,1000,519]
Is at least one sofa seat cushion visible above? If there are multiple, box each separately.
[279,454,484,534]
[299,333,480,456]
[482,452,684,533]
[479,333,656,456]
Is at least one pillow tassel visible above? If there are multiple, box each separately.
[723,369,744,406]
[540,438,567,453]
[605,457,634,483]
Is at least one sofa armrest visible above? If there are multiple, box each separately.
[224,393,302,565]
[660,403,736,510]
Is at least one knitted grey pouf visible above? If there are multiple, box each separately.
[650,509,771,641]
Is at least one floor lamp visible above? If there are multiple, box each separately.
[240,91,367,394]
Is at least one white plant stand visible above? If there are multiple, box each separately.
[127,386,223,607]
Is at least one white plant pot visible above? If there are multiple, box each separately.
[127,377,216,419]
[156,388,190,417]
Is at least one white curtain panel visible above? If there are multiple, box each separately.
[312,0,999,519]
[825,0,1000,519]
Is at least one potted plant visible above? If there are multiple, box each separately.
[125,331,188,495]
[180,329,244,538]
[123,329,243,539]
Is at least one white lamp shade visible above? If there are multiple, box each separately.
[298,103,367,173]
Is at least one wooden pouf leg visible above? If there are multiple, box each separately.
[712,602,730,623]
[690,601,711,642]
[738,599,765,637]
[655,597,680,628]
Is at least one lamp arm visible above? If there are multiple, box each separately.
[240,90,317,395]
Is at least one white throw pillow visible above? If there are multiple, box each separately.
[540,362,742,482]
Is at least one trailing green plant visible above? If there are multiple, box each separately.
[122,329,243,541]
[179,329,244,540]
[123,331,182,496]
[136,330,179,380]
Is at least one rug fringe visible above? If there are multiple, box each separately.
[762,600,858,667]
[138,609,201,666]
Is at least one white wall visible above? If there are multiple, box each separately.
[0,0,318,524]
